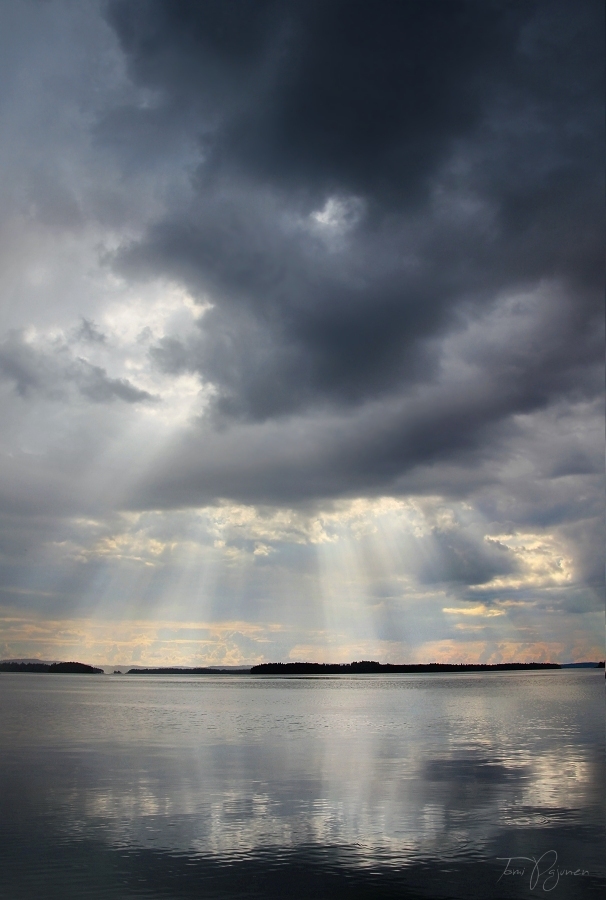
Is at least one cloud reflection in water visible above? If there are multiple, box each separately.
[0,672,603,899]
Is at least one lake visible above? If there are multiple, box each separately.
[0,670,603,899]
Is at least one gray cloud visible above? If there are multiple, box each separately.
[0,331,157,404]
[415,528,517,588]
[75,319,107,345]
[74,359,157,404]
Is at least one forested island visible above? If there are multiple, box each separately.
[250,661,563,674]
[0,661,103,674]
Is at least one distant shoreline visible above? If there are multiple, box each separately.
[126,661,586,675]
[2,660,603,675]
[249,661,565,674]
[126,660,605,675]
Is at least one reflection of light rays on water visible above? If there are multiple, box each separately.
[15,673,601,868]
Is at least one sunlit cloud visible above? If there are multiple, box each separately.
[472,532,573,591]
[0,615,286,668]
[443,605,505,617]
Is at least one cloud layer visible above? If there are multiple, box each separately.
[0,0,603,664]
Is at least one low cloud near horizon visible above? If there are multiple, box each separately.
[0,0,603,666]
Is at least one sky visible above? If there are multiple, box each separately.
[0,0,603,667]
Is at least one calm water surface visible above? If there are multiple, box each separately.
[0,671,603,899]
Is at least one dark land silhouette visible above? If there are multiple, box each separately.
[124,661,566,675]
[0,661,103,674]
[250,661,563,674]
[5,660,601,676]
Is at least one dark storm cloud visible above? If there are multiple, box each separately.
[106,0,529,202]
[104,0,603,450]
